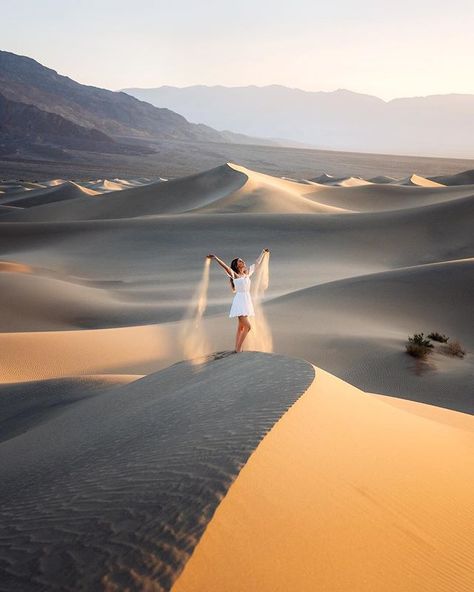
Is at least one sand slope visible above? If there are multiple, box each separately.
[0,374,140,443]
[258,258,474,412]
[429,169,474,186]
[173,366,474,592]
[0,352,314,591]
[0,181,99,208]
[307,182,474,212]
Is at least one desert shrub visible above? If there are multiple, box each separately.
[443,340,466,358]
[408,333,433,348]
[405,333,433,359]
[406,343,432,359]
[428,331,449,343]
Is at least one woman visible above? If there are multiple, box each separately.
[207,249,270,353]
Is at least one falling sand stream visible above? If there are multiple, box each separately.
[247,251,273,353]
[179,256,211,365]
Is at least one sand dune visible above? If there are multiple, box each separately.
[83,179,130,192]
[6,351,471,592]
[0,163,351,220]
[335,176,372,187]
[0,204,22,214]
[44,178,66,187]
[368,174,397,183]
[257,258,474,412]
[308,182,474,212]
[1,190,471,311]
[0,158,473,590]
[0,180,99,208]
[0,267,192,332]
[0,352,314,591]
[0,181,46,194]
[194,163,349,214]
[0,178,156,210]
[1,164,472,221]
[267,258,474,344]
[0,165,247,221]
[0,167,472,405]
[429,168,474,186]
[399,173,446,187]
[309,173,372,187]
[173,365,474,592]
[82,178,155,192]
[0,323,175,383]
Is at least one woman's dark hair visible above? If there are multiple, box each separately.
[229,258,240,291]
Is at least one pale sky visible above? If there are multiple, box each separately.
[3,0,474,100]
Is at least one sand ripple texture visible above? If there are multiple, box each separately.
[0,351,314,592]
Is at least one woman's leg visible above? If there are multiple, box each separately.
[236,316,251,352]
[234,319,245,352]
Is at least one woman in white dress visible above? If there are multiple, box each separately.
[207,249,269,352]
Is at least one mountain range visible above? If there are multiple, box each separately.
[123,85,474,158]
[1,49,472,176]
[0,51,272,160]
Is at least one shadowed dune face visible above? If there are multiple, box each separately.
[0,352,314,591]
[430,168,474,186]
[0,374,140,443]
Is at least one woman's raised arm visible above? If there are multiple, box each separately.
[256,248,270,266]
[207,254,234,277]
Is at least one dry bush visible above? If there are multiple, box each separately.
[443,340,466,358]
[405,333,434,359]
[406,343,433,359]
[428,331,449,343]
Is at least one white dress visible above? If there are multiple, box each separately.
[229,263,255,318]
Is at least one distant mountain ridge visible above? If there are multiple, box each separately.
[0,51,274,158]
[0,92,156,157]
[122,84,474,158]
[0,51,228,143]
